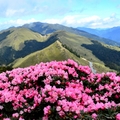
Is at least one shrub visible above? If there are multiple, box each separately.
[0,59,120,120]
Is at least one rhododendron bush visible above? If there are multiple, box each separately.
[0,59,120,120]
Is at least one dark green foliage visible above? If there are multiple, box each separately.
[2,102,14,118]
[62,44,80,58]
[0,30,12,42]
[0,66,13,73]
[0,35,57,65]
[97,108,117,120]
[82,40,120,71]
[36,76,46,87]
[0,46,16,65]
[100,76,111,85]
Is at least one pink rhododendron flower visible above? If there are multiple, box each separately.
[42,116,48,120]
[0,105,3,110]
[116,113,120,120]
[12,113,19,118]
[56,106,61,111]
[19,117,25,120]
[58,110,65,117]
[44,105,51,115]
[3,118,11,120]
[92,113,97,120]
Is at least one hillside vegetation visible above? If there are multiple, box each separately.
[0,28,50,51]
[11,41,82,68]
[0,28,56,65]
[10,31,114,73]
[0,24,119,73]
[82,40,120,71]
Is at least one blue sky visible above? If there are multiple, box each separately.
[0,0,120,30]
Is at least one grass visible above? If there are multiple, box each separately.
[11,41,81,68]
[93,62,116,73]
[82,40,120,71]
[9,30,117,73]
[0,28,50,51]
[10,39,114,73]
[56,31,104,64]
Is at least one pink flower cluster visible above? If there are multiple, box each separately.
[0,59,120,119]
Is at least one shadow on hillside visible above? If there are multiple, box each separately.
[0,34,58,65]
[0,30,12,42]
[82,40,120,71]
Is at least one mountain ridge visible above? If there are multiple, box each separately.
[0,27,58,65]
[22,22,119,46]
[10,40,113,73]
[9,29,118,72]
[0,22,120,72]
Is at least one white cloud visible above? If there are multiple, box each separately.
[0,0,69,18]
[9,18,37,26]
[0,0,120,30]
[6,9,16,17]
[6,9,25,17]
[44,14,120,28]
[62,15,78,24]
[44,19,61,24]
[0,13,120,30]
[0,18,37,30]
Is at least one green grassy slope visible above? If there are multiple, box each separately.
[10,31,114,73]
[11,41,82,68]
[82,40,120,71]
[11,40,113,73]
[55,31,104,64]
[55,31,116,72]
[0,27,50,51]
[0,27,118,73]
[0,28,55,65]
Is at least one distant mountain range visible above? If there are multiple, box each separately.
[77,27,120,43]
[22,22,120,46]
[0,22,120,73]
